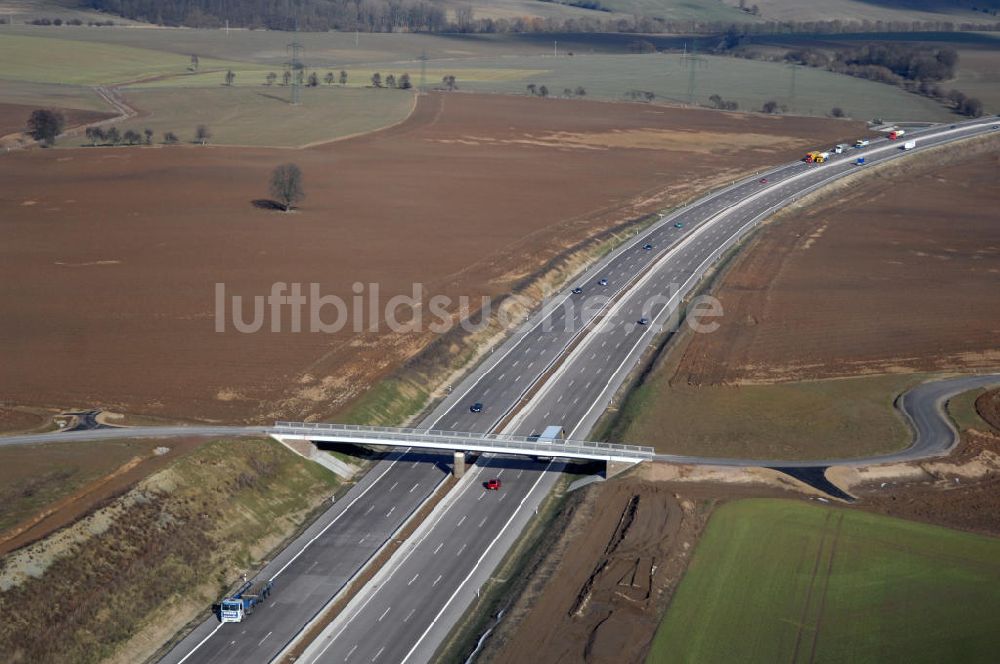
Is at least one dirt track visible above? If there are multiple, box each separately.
[0,93,861,423]
[674,145,1000,386]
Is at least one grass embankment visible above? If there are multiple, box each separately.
[0,438,168,535]
[946,386,994,433]
[612,372,917,461]
[0,437,339,664]
[648,499,1000,664]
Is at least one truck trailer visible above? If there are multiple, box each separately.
[220,579,274,623]
[855,138,870,148]
[889,129,906,140]
[804,151,830,163]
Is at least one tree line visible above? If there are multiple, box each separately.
[84,0,1000,34]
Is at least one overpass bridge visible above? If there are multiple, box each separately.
[271,422,653,476]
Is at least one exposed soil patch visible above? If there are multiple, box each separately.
[482,472,796,664]
[0,101,115,139]
[0,93,859,424]
[0,406,47,434]
[674,145,1000,386]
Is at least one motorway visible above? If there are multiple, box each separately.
[5,119,996,664]
[292,120,1000,664]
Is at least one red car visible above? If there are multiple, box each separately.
[485,478,502,491]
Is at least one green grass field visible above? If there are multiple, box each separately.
[104,86,414,147]
[0,80,110,111]
[611,373,919,461]
[0,33,244,85]
[648,499,1000,664]
[946,386,997,434]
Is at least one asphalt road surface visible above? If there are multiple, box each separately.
[293,121,1000,664]
[5,120,995,664]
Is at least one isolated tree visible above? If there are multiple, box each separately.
[385,73,396,88]
[282,70,292,86]
[339,70,348,85]
[442,74,457,91]
[123,129,141,145]
[26,109,65,146]
[371,72,382,88]
[960,97,984,117]
[266,72,277,86]
[190,54,199,71]
[105,126,121,145]
[324,72,335,86]
[399,73,412,90]
[307,72,319,87]
[761,100,779,113]
[144,128,153,145]
[526,83,537,95]
[575,86,586,96]
[224,69,236,86]
[85,126,103,146]
[269,163,305,212]
[195,124,211,145]
[831,106,845,117]
[163,131,180,145]
[538,85,549,97]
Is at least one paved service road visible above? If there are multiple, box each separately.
[6,120,996,664]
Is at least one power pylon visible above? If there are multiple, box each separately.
[286,40,303,105]
[681,41,707,105]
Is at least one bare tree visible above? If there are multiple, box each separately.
[371,72,382,88]
[324,72,335,86]
[526,83,537,95]
[339,70,348,85]
[761,100,779,113]
[385,73,396,88]
[442,75,457,91]
[831,106,845,117]
[26,109,65,146]
[399,73,412,89]
[282,70,292,86]
[123,129,141,145]
[538,85,549,97]
[266,72,277,86]
[196,124,211,145]
[85,126,103,146]
[144,128,153,145]
[308,72,319,87]
[269,163,305,212]
[575,86,586,96]
[163,131,180,145]
[105,126,121,145]
[224,69,236,86]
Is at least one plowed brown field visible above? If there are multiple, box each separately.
[0,93,861,423]
[674,147,1000,386]
[0,102,114,140]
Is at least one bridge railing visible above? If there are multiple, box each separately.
[272,421,654,460]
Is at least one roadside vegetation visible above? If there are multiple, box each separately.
[0,438,340,664]
[648,499,1000,663]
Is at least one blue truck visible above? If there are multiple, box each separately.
[219,579,274,623]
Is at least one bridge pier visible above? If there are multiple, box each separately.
[453,451,466,478]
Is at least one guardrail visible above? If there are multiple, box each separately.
[273,421,654,461]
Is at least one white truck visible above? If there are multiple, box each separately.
[855,138,870,148]
[902,140,916,150]
[834,143,849,154]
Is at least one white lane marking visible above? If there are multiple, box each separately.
[400,460,556,664]
[408,573,420,586]
[409,483,420,493]
[385,506,396,518]
[433,542,444,555]
[377,607,391,622]
[389,482,398,491]
[477,492,485,501]
[497,469,504,477]
[372,646,385,661]
[456,543,467,556]
[345,644,358,660]
[456,515,467,527]
[174,624,224,664]
[499,492,507,502]
[433,574,442,586]
[478,517,487,528]
[365,505,374,515]
[258,631,272,646]
[404,608,416,622]
[410,460,420,468]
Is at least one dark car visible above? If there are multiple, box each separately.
[572,286,583,294]
[637,317,649,326]
[470,402,483,413]
[674,222,684,229]
[598,278,609,286]
[759,177,768,184]
[643,243,653,250]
